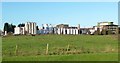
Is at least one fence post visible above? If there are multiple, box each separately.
[15,44,18,56]
[67,44,70,51]
[46,43,49,55]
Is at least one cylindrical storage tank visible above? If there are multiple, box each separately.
[44,24,49,30]
[29,22,32,34]
[45,24,49,34]
[63,28,66,35]
[76,29,78,35]
[49,24,53,34]
[34,22,36,34]
[70,29,73,34]
[22,27,25,35]
[57,28,61,35]
[60,28,63,34]
[78,24,80,29]
[67,29,69,34]
[53,27,57,34]
[73,29,76,35]
[25,23,28,33]
[28,22,30,34]
[31,23,34,34]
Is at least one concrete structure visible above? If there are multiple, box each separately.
[49,24,53,34]
[73,29,76,35]
[42,24,54,34]
[97,22,118,34]
[76,29,78,34]
[56,24,69,28]
[14,27,25,35]
[37,24,57,34]
[4,31,7,36]
[89,28,96,34]
[14,27,20,35]
[53,27,57,34]
[80,28,89,34]
[70,29,73,34]
[98,22,113,26]
[67,29,70,34]
[25,22,37,35]
[63,28,65,34]
[57,28,61,35]
[55,24,81,35]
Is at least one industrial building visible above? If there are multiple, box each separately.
[97,22,118,34]
[14,22,37,35]
[14,27,25,35]
[25,22,37,35]
[56,24,80,35]
[11,21,119,35]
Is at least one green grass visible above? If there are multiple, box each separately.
[2,35,118,61]
[3,53,118,61]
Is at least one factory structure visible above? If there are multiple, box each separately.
[97,22,118,34]
[14,22,37,35]
[56,24,80,35]
[25,22,37,35]
[2,21,120,36]
[13,22,82,35]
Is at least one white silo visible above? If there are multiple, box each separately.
[57,28,61,35]
[67,29,70,34]
[76,29,78,35]
[44,24,49,30]
[53,27,57,34]
[33,22,36,34]
[43,24,49,34]
[49,24,53,34]
[24,22,37,35]
[28,22,31,34]
[63,28,66,35]
[21,27,25,35]
[31,23,34,34]
[60,28,63,34]
[70,28,73,34]
[25,23,28,33]
[78,24,80,29]
[73,29,76,35]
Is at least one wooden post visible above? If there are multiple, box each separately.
[46,43,49,55]
[67,44,70,51]
[15,44,18,56]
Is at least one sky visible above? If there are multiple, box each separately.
[1,2,118,30]
[1,0,120,2]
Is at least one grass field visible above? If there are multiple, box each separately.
[2,35,118,61]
